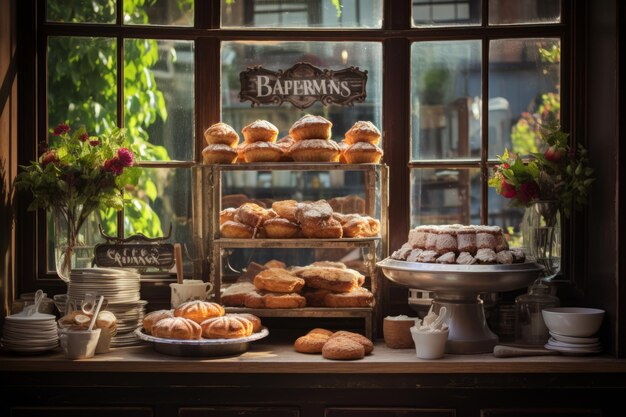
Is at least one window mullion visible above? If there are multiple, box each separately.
[117,35,125,238]
[481,36,489,225]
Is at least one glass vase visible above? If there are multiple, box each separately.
[521,200,561,280]
[53,205,97,282]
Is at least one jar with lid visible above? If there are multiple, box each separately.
[515,280,560,345]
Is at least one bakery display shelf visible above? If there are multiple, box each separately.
[208,162,382,172]
[214,236,381,249]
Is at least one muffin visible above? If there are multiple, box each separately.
[242,141,283,162]
[344,121,381,145]
[343,142,383,164]
[289,114,332,141]
[203,122,239,148]
[242,120,279,143]
[290,139,340,162]
[202,144,238,164]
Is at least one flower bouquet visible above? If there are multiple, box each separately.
[15,122,135,281]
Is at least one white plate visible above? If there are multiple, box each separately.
[5,313,56,322]
[544,343,602,355]
[548,338,601,349]
[549,331,599,344]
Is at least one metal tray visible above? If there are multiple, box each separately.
[133,327,269,357]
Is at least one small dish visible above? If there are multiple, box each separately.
[547,337,601,349]
[549,331,599,344]
[542,307,604,337]
[544,342,602,356]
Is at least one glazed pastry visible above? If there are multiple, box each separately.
[293,266,363,293]
[235,202,275,229]
[322,336,365,360]
[174,300,225,324]
[204,122,239,148]
[343,142,383,164]
[289,114,332,141]
[229,313,262,333]
[344,121,381,145]
[242,119,279,143]
[220,220,255,239]
[202,144,238,164]
[151,317,202,340]
[341,215,380,238]
[201,316,253,339]
[310,261,346,269]
[253,268,305,293]
[330,330,374,355]
[272,200,298,223]
[220,207,237,225]
[221,282,256,307]
[263,217,300,238]
[242,141,283,162]
[323,287,374,308]
[289,139,340,162]
[142,309,174,335]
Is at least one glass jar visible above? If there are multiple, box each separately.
[515,280,560,345]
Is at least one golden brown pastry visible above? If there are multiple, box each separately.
[174,300,225,324]
[264,259,287,269]
[289,114,332,141]
[338,140,350,164]
[341,215,380,238]
[254,268,305,293]
[264,217,300,238]
[322,336,365,360]
[200,316,253,339]
[220,208,237,225]
[310,261,347,269]
[243,290,266,309]
[324,287,374,308]
[309,328,334,337]
[235,202,275,229]
[344,121,381,145]
[243,141,283,162]
[204,122,239,148]
[202,144,238,164]
[300,217,343,239]
[292,266,363,293]
[242,120,279,143]
[344,142,383,164]
[142,309,175,335]
[330,330,374,354]
[302,288,331,307]
[272,200,298,222]
[263,292,306,309]
[294,332,331,354]
[295,200,333,222]
[276,135,295,161]
[221,282,257,307]
[220,220,255,239]
[290,139,341,162]
[229,313,262,333]
[151,317,202,340]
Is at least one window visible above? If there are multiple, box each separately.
[32,1,569,294]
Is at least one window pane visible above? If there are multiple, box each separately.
[488,39,560,159]
[47,0,116,23]
[48,37,117,135]
[413,0,480,27]
[489,0,560,25]
[487,187,524,247]
[124,39,194,162]
[411,41,481,160]
[221,41,382,143]
[124,0,194,26]
[124,167,194,270]
[410,168,481,228]
[222,0,382,28]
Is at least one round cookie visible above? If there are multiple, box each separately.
[330,330,374,355]
[294,333,330,354]
[322,336,365,360]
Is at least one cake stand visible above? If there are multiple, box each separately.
[377,258,543,354]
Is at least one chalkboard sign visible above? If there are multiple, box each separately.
[240,62,368,110]
[93,225,175,269]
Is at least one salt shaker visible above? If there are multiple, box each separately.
[515,280,559,345]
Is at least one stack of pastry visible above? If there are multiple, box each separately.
[294,328,374,360]
[340,121,384,164]
[390,224,526,265]
[141,300,262,340]
[237,119,283,163]
[219,199,380,239]
[288,115,340,162]
[202,122,239,164]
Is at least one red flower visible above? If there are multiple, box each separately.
[53,123,70,136]
[502,163,510,169]
[40,150,59,167]
[500,180,517,199]
[544,146,564,163]
[519,181,540,204]
[89,139,100,147]
[79,132,89,142]
[117,148,134,167]
[103,157,124,175]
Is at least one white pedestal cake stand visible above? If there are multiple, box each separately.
[377,258,543,354]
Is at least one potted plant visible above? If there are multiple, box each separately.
[418,67,450,130]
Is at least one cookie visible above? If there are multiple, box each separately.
[294,333,331,354]
[330,331,374,355]
[322,336,365,360]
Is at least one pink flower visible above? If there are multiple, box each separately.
[117,148,134,167]
[103,157,124,175]
[502,163,510,169]
[500,180,517,199]
[40,150,59,167]
[53,123,70,136]
[519,181,540,204]
[79,132,89,142]
[89,139,100,147]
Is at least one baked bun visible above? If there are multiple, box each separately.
[272,200,298,222]
[344,121,381,145]
[243,290,266,309]
[254,268,305,293]
[204,122,239,147]
[322,336,365,360]
[235,202,275,228]
[290,139,340,162]
[341,215,380,238]
[293,266,363,293]
[243,141,283,162]
[344,142,383,164]
[174,300,225,324]
[276,135,295,161]
[220,220,255,238]
[300,217,343,239]
[95,311,117,330]
[201,316,253,339]
[309,328,334,337]
[143,309,174,335]
[151,317,202,340]
[289,114,332,141]
[221,282,256,307]
[294,332,331,354]
[264,217,299,238]
[324,287,374,308]
[220,207,237,225]
[330,330,374,355]
[264,259,287,269]
[302,288,331,307]
[263,292,306,309]
[202,144,238,164]
[230,313,262,332]
[242,120,279,143]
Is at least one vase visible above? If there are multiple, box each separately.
[521,200,561,281]
[53,205,97,282]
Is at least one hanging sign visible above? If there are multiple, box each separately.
[93,225,174,269]
[239,62,368,110]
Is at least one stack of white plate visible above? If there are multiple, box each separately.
[0,312,58,354]
[545,332,602,355]
[68,268,146,347]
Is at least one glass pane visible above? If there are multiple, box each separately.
[47,0,116,23]
[489,0,560,25]
[124,167,194,270]
[413,0,480,27]
[488,38,560,159]
[222,0,382,29]
[124,39,194,162]
[411,41,481,160]
[124,0,194,26]
[221,41,382,144]
[48,37,117,135]
[410,168,480,228]
[487,187,524,247]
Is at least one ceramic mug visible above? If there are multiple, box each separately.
[58,328,101,360]
[170,280,214,308]
[410,327,449,359]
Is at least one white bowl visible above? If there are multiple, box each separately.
[541,307,605,337]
